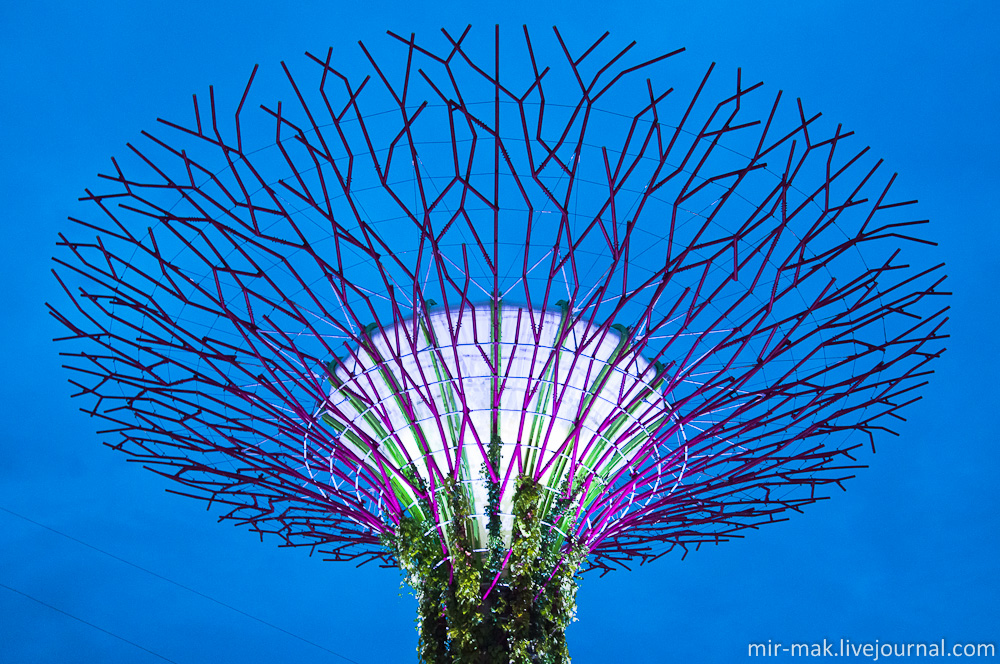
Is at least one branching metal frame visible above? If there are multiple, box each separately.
[52,26,948,575]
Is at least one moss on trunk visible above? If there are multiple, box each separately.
[392,475,585,664]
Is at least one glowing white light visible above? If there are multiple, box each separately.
[322,305,675,551]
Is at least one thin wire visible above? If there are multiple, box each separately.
[0,581,180,663]
[0,506,363,664]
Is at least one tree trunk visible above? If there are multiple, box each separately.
[393,476,585,664]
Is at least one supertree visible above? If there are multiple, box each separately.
[51,26,948,663]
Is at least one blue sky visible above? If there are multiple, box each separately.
[1,1,997,662]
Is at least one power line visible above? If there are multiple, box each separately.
[0,581,180,663]
[0,505,363,664]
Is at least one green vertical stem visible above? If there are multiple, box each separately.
[394,475,584,664]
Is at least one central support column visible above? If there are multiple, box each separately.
[393,476,586,664]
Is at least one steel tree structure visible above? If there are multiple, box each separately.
[52,27,948,664]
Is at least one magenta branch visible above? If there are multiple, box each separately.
[51,26,948,664]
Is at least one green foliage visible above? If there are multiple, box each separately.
[395,510,451,663]
[392,474,585,664]
[444,479,483,660]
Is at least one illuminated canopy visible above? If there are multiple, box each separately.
[318,304,682,553]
